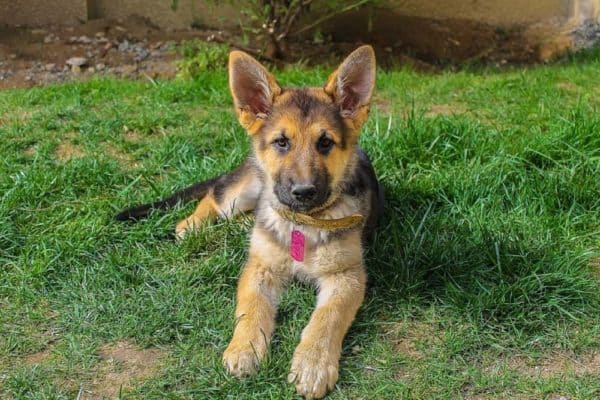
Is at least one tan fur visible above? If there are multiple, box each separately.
[176,46,378,399]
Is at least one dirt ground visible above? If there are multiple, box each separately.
[1,14,596,89]
[0,16,227,89]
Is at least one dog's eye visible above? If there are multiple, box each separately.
[273,136,290,150]
[317,135,334,154]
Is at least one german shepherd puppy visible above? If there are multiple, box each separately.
[116,45,383,399]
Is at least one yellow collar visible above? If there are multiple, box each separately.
[275,208,364,231]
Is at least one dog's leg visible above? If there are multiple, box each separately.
[223,229,290,377]
[175,160,262,239]
[289,266,366,399]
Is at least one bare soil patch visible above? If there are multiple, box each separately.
[388,320,445,381]
[81,340,166,400]
[0,11,565,90]
[484,351,600,378]
[55,140,84,161]
[124,130,143,143]
[102,142,138,168]
[426,103,467,117]
[0,15,211,89]
[24,346,54,365]
[556,81,580,93]
[23,145,37,157]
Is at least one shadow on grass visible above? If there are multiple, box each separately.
[359,181,598,341]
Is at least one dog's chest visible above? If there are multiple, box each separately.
[254,197,364,276]
[258,196,361,247]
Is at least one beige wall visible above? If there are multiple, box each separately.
[1,0,598,32]
[0,0,87,26]
[383,0,571,25]
[90,0,239,30]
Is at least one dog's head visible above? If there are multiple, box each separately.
[229,46,376,212]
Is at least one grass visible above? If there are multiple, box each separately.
[1,50,599,399]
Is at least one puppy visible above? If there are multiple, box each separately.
[117,45,384,399]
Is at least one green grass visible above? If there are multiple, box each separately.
[1,51,599,399]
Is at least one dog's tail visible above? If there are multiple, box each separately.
[115,177,218,221]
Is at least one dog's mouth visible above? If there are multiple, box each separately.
[274,188,332,213]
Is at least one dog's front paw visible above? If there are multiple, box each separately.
[288,344,339,399]
[175,218,197,240]
[222,339,264,378]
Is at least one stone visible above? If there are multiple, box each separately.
[118,40,130,52]
[66,57,87,67]
[66,57,87,74]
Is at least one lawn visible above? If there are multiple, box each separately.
[1,50,599,399]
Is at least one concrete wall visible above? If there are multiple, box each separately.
[89,0,239,30]
[384,0,572,26]
[2,0,599,29]
[0,0,87,26]
[3,0,599,29]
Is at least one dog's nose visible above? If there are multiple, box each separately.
[291,184,317,201]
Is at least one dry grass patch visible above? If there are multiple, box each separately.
[124,130,143,143]
[81,340,166,400]
[22,145,37,157]
[481,351,600,379]
[555,81,579,93]
[426,103,467,117]
[373,95,392,115]
[388,320,445,381]
[55,140,85,162]
[102,143,138,168]
[24,345,54,365]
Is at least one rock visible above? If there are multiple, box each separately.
[66,57,87,67]
[134,48,150,62]
[31,29,47,35]
[44,63,56,71]
[95,31,105,38]
[78,35,92,44]
[95,63,105,71]
[118,40,130,52]
[43,34,56,43]
[66,57,87,74]
[120,64,138,76]
[88,67,95,74]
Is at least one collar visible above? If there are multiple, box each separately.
[274,193,364,232]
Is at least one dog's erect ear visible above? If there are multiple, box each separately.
[229,51,281,134]
[324,45,376,125]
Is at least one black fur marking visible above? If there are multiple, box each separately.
[341,149,377,197]
[290,88,319,117]
[213,161,248,202]
[340,148,384,241]
[115,177,218,221]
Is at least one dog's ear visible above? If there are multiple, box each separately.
[324,45,376,129]
[229,51,281,134]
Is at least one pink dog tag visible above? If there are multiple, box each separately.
[290,229,305,262]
